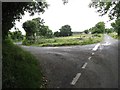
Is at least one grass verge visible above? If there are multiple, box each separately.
[32,34,103,47]
[109,32,120,40]
[3,39,43,88]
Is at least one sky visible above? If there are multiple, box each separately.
[10,0,114,35]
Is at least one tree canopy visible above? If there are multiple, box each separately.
[84,30,89,34]
[54,25,72,37]
[22,18,53,42]
[2,2,48,39]
[89,0,120,35]
[23,20,38,41]
[8,29,24,41]
[89,22,105,34]
[111,19,120,35]
[89,1,120,20]
[59,25,72,37]
[54,31,60,37]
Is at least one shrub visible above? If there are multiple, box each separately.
[3,40,43,88]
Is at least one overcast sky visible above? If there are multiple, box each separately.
[10,0,114,35]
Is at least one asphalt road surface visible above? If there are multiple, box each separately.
[21,34,119,88]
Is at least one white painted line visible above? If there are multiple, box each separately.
[70,73,81,85]
[102,42,111,46]
[88,57,91,60]
[92,43,100,51]
[82,62,88,69]
[92,53,94,55]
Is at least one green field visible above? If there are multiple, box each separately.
[32,34,103,47]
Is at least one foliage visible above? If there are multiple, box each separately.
[2,2,48,39]
[89,1,120,35]
[39,25,53,38]
[8,30,24,42]
[53,25,73,37]
[22,39,34,46]
[23,18,53,38]
[89,22,105,34]
[31,17,53,38]
[62,0,68,5]
[32,17,45,36]
[23,20,38,41]
[109,32,120,39]
[2,39,43,88]
[59,25,73,36]
[111,19,120,35]
[46,29,53,38]
[22,19,53,45]
[105,28,114,33]
[84,30,89,34]
[32,34,103,47]
[89,1,120,20]
[54,31,60,37]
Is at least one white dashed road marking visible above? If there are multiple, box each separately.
[70,73,81,85]
[88,57,91,60]
[82,62,88,69]
[92,43,100,51]
[70,38,111,85]
[92,53,94,55]
[102,42,111,46]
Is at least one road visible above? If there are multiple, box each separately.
[21,34,119,88]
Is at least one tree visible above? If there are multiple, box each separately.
[111,19,120,35]
[89,1,120,20]
[23,20,37,42]
[59,25,72,37]
[90,22,105,34]
[89,1,120,35]
[105,28,114,34]
[84,30,89,34]
[46,29,53,38]
[54,31,60,37]
[2,2,48,40]
[39,25,48,36]
[8,30,24,41]
[36,24,53,38]
[32,17,45,36]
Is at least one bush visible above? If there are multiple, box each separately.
[22,39,35,45]
[93,34,101,37]
[3,40,43,88]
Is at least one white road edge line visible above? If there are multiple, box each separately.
[70,73,81,85]
[82,62,88,69]
[88,57,91,60]
[92,53,94,55]
[92,43,100,51]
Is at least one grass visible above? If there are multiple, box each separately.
[3,39,44,88]
[32,34,103,47]
[109,32,120,40]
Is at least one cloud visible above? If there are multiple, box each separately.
[10,0,113,35]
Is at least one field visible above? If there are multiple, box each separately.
[33,34,103,47]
